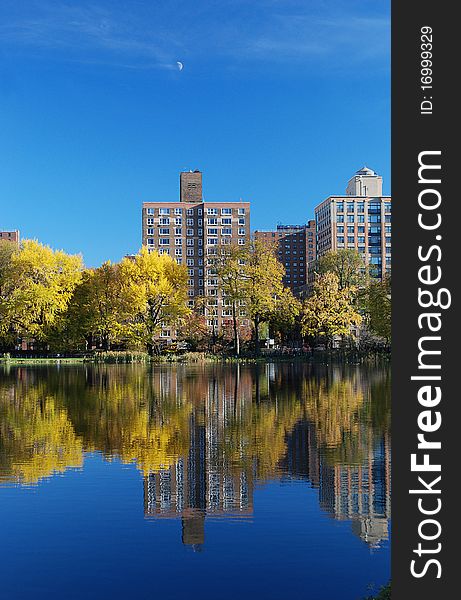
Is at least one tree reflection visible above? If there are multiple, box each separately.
[0,362,391,546]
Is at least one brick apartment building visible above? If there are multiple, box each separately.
[142,171,251,337]
[254,221,316,296]
[0,230,20,246]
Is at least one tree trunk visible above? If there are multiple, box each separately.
[232,301,240,356]
[254,316,260,355]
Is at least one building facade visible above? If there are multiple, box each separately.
[142,171,251,336]
[0,230,20,246]
[254,221,316,296]
[315,168,391,279]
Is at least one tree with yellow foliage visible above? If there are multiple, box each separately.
[0,239,82,345]
[239,240,286,352]
[301,272,362,349]
[119,247,189,354]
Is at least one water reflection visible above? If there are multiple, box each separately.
[0,363,390,549]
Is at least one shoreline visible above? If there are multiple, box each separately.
[0,350,390,366]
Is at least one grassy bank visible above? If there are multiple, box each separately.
[1,349,390,366]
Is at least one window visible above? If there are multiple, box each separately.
[337,226,344,233]
[369,215,382,223]
[186,208,194,216]
[174,208,182,215]
[238,218,245,225]
[147,228,154,235]
[222,218,231,225]
[385,226,392,233]
[336,203,344,212]
[358,215,365,223]
[159,218,170,225]
[347,215,354,223]
[175,248,182,256]
[338,236,345,243]
[357,204,365,213]
[175,228,182,236]
[161,330,171,337]
[159,238,169,245]
[207,218,218,225]
[187,259,194,266]
[159,228,170,235]
[187,228,194,236]
[358,226,365,233]
[207,238,218,245]
[347,203,355,212]
[147,238,154,245]
[207,208,218,215]
[207,228,218,235]
[238,239,245,245]
[147,218,154,225]
[347,226,354,233]
[186,239,194,246]
[176,258,182,265]
[146,208,155,215]
[188,279,194,286]
[238,208,245,215]
[384,203,392,212]
[159,208,170,215]
[385,215,392,223]
[187,249,194,256]
[337,215,344,223]
[347,236,355,244]
[175,218,182,225]
[238,228,245,235]
[221,208,232,215]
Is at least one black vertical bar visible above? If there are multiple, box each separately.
[392,1,457,597]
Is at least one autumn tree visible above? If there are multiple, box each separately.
[316,249,369,291]
[269,287,302,344]
[0,239,82,345]
[300,272,362,348]
[119,247,189,354]
[212,245,247,355]
[239,240,285,352]
[363,274,391,343]
[56,263,130,350]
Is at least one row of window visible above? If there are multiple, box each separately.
[147,227,246,236]
[147,217,246,226]
[145,207,246,216]
[337,226,392,234]
[335,202,391,213]
[337,215,392,223]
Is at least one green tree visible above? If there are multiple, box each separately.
[301,272,362,348]
[63,263,129,350]
[269,287,302,344]
[316,249,369,290]
[363,274,391,343]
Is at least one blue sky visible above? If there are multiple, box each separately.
[0,0,390,267]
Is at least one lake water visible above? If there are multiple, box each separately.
[0,362,390,600]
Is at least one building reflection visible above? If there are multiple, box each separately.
[0,363,391,548]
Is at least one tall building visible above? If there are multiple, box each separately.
[315,168,391,278]
[142,171,251,336]
[254,221,316,296]
[0,230,20,246]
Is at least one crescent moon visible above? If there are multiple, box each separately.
[177,61,183,71]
